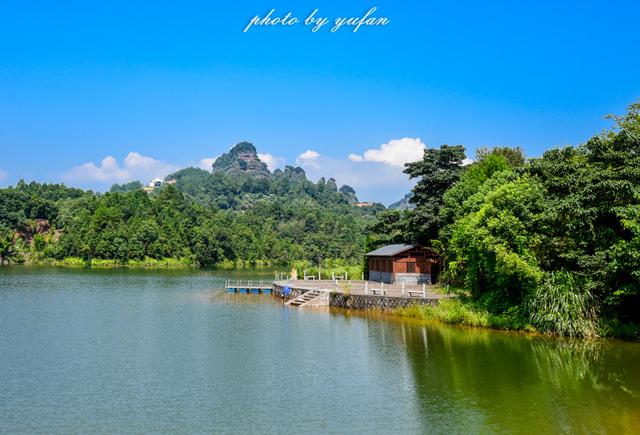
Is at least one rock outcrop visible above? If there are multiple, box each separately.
[211,142,271,178]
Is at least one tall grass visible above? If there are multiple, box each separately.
[529,271,597,338]
[396,298,535,331]
[396,299,491,327]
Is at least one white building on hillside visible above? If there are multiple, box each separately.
[149,178,163,188]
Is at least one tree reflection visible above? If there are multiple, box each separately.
[395,320,640,433]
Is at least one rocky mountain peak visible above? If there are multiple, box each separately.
[211,142,270,178]
[283,165,307,182]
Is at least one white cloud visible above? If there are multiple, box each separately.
[291,141,431,203]
[297,150,320,161]
[257,153,285,172]
[199,156,219,170]
[296,150,321,169]
[63,152,178,184]
[0,169,6,180]
[296,152,416,205]
[462,157,475,166]
[350,137,426,167]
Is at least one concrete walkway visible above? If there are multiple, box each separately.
[274,279,452,299]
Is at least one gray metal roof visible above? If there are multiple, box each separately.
[365,244,416,257]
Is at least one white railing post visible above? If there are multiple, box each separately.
[365,281,368,295]
[402,282,405,297]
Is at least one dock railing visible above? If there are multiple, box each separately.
[303,271,318,280]
[225,279,272,289]
[274,272,290,281]
[331,271,348,281]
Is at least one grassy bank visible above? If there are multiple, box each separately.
[21,256,363,274]
[30,257,195,269]
[395,298,640,341]
[395,299,535,332]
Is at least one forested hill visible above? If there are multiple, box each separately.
[164,142,359,209]
[0,142,383,267]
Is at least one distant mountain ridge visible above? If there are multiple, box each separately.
[164,142,364,210]
[388,192,415,210]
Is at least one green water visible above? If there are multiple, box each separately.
[0,267,638,434]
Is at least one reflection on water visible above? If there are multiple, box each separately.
[0,267,639,433]
[329,308,640,433]
[397,318,640,433]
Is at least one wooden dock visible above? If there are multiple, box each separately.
[225,279,273,294]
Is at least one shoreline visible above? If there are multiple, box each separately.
[4,263,638,342]
[338,298,640,342]
[24,257,196,269]
[274,279,640,342]
[9,257,284,270]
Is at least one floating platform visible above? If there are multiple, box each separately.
[225,279,273,294]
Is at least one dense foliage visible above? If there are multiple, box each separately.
[0,157,379,268]
[383,102,640,338]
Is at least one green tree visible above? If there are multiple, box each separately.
[404,144,467,243]
[475,146,526,167]
[0,227,17,264]
[447,176,545,308]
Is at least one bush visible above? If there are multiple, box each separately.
[598,318,640,341]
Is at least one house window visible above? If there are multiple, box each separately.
[407,263,415,273]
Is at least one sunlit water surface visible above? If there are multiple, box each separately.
[0,267,639,433]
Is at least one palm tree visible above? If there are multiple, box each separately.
[0,230,17,265]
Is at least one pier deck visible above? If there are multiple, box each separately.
[225,279,273,294]
[273,279,452,299]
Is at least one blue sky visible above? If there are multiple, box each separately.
[1,0,639,204]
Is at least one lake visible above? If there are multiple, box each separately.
[0,267,639,433]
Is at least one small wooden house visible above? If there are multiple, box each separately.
[365,244,438,284]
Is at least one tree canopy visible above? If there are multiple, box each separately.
[392,101,640,337]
